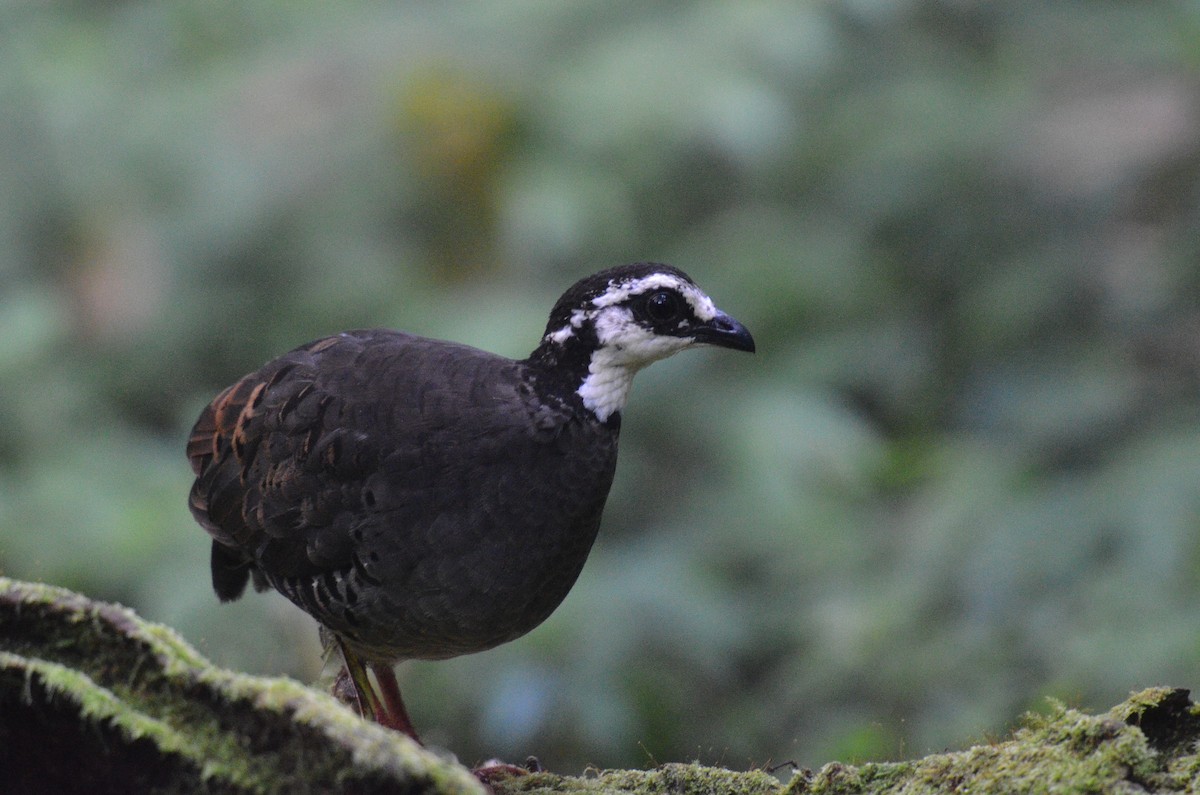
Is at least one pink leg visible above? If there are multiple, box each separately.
[370,662,422,743]
[334,639,421,740]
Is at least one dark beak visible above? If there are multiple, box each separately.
[693,310,756,353]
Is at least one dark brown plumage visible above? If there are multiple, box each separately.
[187,263,754,742]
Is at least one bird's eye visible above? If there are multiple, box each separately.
[644,291,682,323]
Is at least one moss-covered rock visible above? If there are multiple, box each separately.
[2,576,1198,794]
[488,688,1200,794]
[487,763,789,794]
[776,686,1200,795]
[0,576,483,794]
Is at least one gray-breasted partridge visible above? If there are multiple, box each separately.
[187,262,754,741]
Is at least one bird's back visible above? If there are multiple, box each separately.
[188,329,619,661]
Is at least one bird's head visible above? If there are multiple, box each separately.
[531,263,755,422]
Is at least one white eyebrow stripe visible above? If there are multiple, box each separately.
[590,274,718,321]
[590,274,691,307]
[685,290,718,321]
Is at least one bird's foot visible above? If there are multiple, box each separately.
[330,666,359,710]
[330,649,424,743]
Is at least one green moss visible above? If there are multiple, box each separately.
[1,651,186,749]
[491,762,787,795]
[0,576,483,794]
[488,690,1200,794]
[773,689,1200,794]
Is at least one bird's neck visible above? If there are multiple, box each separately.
[526,336,635,425]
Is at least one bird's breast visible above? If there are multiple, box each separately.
[330,417,619,661]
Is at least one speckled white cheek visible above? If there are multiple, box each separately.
[547,325,573,344]
[577,308,694,421]
[591,306,634,347]
[545,309,592,345]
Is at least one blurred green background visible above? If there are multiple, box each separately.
[3,0,1200,774]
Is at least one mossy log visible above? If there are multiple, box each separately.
[2,576,1198,794]
[0,576,482,794]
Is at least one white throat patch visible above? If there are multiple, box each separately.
[576,314,695,421]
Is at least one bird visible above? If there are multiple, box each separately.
[186,262,754,744]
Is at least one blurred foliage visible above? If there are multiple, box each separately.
[2,0,1200,775]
